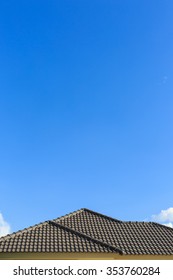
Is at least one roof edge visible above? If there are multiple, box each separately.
[82,208,123,223]
[0,221,49,241]
[151,222,173,230]
[53,208,84,222]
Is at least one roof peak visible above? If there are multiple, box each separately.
[54,208,123,223]
[1,208,173,243]
[82,208,123,223]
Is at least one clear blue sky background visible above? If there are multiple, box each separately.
[0,0,173,233]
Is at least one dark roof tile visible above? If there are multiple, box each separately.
[0,208,173,255]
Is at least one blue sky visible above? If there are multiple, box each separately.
[0,0,173,236]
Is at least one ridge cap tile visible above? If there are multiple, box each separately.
[0,221,49,241]
[82,208,123,223]
[1,208,173,256]
[53,208,85,222]
[48,220,124,255]
[151,222,173,230]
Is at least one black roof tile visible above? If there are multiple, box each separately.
[0,208,173,255]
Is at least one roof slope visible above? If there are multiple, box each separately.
[0,208,173,255]
[54,208,173,255]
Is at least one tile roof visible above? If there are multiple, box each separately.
[0,208,173,255]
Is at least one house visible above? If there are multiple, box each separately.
[0,208,173,260]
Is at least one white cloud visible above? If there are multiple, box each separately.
[0,213,11,237]
[151,207,173,228]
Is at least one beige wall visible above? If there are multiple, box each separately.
[0,252,173,260]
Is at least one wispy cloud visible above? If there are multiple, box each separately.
[158,75,168,85]
[162,76,168,84]
[0,213,11,237]
[151,207,173,228]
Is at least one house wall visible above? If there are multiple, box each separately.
[0,253,173,260]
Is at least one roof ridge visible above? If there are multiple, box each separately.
[0,221,49,241]
[83,208,123,223]
[49,220,124,255]
[54,208,84,221]
[151,222,173,230]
